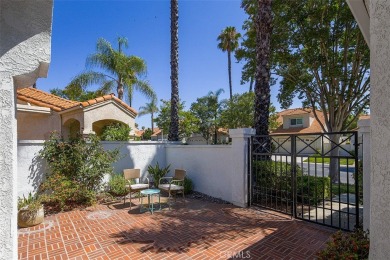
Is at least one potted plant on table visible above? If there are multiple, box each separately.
[147,162,170,188]
[18,192,44,228]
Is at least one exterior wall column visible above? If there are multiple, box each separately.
[0,1,52,258]
[358,118,370,231]
[229,128,256,207]
[370,0,390,258]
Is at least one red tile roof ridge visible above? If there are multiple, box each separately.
[17,87,137,115]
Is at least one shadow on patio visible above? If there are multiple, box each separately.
[18,197,334,259]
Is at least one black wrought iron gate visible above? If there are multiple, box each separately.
[249,132,362,231]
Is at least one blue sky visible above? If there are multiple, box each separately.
[38,0,297,128]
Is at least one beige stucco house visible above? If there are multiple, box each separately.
[17,87,137,140]
[270,108,328,154]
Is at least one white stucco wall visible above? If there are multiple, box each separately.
[102,141,167,182]
[369,0,390,258]
[0,1,53,258]
[17,129,254,208]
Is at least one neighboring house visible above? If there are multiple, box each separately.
[151,128,167,141]
[271,108,328,154]
[17,87,137,140]
[186,128,229,145]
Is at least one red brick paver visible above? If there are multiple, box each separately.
[18,198,334,259]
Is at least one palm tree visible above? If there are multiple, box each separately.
[138,98,159,133]
[217,26,241,101]
[66,37,155,106]
[253,0,272,136]
[169,0,180,141]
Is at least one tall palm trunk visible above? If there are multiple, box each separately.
[254,0,272,137]
[151,113,154,133]
[118,76,124,101]
[227,50,233,100]
[169,0,180,141]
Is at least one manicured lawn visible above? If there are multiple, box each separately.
[331,183,356,194]
[303,156,355,165]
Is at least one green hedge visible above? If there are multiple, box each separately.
[253,160,330,205]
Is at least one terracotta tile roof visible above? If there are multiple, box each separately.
[151,128,162,137]
[17,87,137,115]
[271,108,325,134]
[17,87,78,112]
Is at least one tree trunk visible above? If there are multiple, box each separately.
[228,51,233,101]
[249,77,253,92]
[329,134,340,183]
[254,0,272,137]
[117,76,124,101]
[169,0,180,141]
[151,113,154,133]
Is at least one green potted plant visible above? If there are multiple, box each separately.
[107,174,129,197]
[18,192,44,228]
[147,162,170,187]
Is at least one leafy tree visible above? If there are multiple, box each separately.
[190,89,224,144]
[66,37,155,106]
[100,123,131,141]
[50,88,101,102]
[169,0,180,141]
[155,99,199,139]
[240,0,369,182]
[220,92,279,130]
[138,98,159,133]
[142,128,153,140]
[217,26,241,100]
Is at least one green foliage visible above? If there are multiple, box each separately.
[65,37,155,106]
[147,162,170,186]
[190,89,224,144]
[297,175,331,205]
[155,99,199,139]
[107,174,128,197]
[18,192,42,212]
[142,128,153,140]
[317,229,369,259]
[253,160,330,205]
[220,92,279,130]
[39,173,96,211]
[138,98,159,131]
[239,0,370,132]
[100,123,131,141]
[303,155,355,165]
[354,160,363,204]
[184,177,194,195]
[50,87,102,102]
[38,133,120,210]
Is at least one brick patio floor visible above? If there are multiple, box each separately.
[18,197,335,259]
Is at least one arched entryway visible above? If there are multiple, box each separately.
[62,118,81,138]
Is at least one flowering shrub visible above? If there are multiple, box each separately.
[317,229,369,259]
[38,133,119,210]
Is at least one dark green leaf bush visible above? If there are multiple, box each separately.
[107,174,128,197]
[100,123,131,141]
[184,177,194,194]
[253,160,330,205]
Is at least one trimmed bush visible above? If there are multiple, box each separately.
[253,160,330,205]
[107,174,128,197]
[101,123,131,141]
[184,177,194,194]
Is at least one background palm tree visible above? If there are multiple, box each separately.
[138,98,159,133]
[169,0,180,141]
[208,88,225,144]
[217,26,241,101]
[253,0,272,136]
[66,37,155,106]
